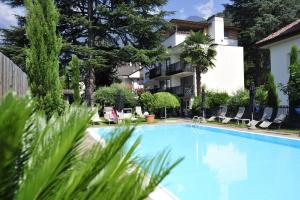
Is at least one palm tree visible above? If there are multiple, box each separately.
[181,31,217,96]
[0,93,182,200]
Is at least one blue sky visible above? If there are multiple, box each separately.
[164,0,231,19]
[0,0,230,28]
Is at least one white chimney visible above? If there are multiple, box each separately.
[207,16,224,44]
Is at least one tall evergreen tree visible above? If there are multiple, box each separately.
[70,55,81,104]
[287,45,300,107]
[225,0,300,86]
[265,73,279,109]
[1,0,172,105]
[25,0,64,117]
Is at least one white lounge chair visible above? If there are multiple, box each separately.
[104,110,118,125]
[259,107,288,129]
[135,106,144,118]
[222,107,246,124]
[208,106,228,122]
[248,107,273,127]
[91,108,102,124]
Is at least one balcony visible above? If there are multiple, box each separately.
[149,65,162,79]
[166,61,193,76]
[167,86,194,97]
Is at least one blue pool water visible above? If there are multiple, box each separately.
[97,124,300,200]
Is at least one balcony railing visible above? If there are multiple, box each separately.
[166,86,194,97]
[149,65,162,79]
[166,61,193,76]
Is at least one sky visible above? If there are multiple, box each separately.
[0,0,230,29]
[164,0,231,20]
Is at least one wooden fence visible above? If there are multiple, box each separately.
[0,52,28,98]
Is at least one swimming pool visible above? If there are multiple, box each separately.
[96,124,300,200]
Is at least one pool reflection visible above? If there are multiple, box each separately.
[203,143,248,200]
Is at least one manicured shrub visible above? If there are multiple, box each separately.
[255,86,268,107]
[139,92,156,113]
[153,92,180,110]
[206,91,230,109]
[192,96,201,112]
[153,92,180,118]
[228,89,250,109]
[192,90,229,110]
[94,84,136,107]
[265,73,279,108]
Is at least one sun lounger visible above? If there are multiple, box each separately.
[103,106,113,114]
[135,106,144,118]
[259,107,288,129]
[104,109,119,125]
[91,108,102,124]
[123,108,133,119]
[222,107,246,124]
[248,107,273,127]
[208,106,227,122]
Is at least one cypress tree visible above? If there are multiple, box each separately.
[288,45,300,107]
[25,0,64,117]
[265,73,279,108]
[70,55,81,104]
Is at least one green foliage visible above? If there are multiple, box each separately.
[225,0,300,85]
[1,0,172,88]
[192,96,202,112]
[0,93,182,200]
[286,45,300,106]
[228,89,250,108]
[265,73,279,108]
[255,86,268,106]
[153,92,180,109]
[192,90,229,110]
[181,31,217,96]
[290,45,299,66]
[206,91,230,109]
[70,55,81,104]
[139,92,156,113]
[25,0,64,117]
[94,84,136,107]
[0,93,32,199]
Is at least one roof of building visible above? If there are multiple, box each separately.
[256,19,300,47]
[117,63,143,77]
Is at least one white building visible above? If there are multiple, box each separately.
[144,16,244,109]
[117,63,144,90]
[257,19,300,106]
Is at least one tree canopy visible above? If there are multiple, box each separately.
[224,0,300,86]
[0,0,172,104]
[153,92,180,109]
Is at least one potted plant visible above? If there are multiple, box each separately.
[140,92,156,123]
